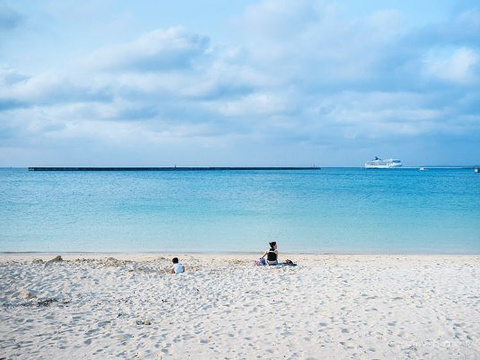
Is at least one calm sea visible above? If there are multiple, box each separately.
[1,168,479,254]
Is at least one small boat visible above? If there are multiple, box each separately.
[475,168,479,173]
[420,167,426,171]
[365,157,402,169]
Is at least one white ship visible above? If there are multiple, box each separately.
[365,157,402,169]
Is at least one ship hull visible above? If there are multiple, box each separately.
[364,158,402,169]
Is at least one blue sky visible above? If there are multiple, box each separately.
[1,0,479,166]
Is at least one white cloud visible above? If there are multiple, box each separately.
[84,27,209,72]
[214,92,293,117]
[425,47,479,84]
[235,1,411,91]
[0,66,27,85]
[1,0,480,166]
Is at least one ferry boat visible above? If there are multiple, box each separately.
[364,157,402,169]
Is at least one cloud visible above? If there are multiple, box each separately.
[0,66,27,85]
[424,47,479,84]
[0,68,113,110]
[1,1,480,166]
[235,1,416,97]
[0,67,28,110]
[85,27,210,72]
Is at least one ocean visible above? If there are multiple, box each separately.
[1,168,479,254]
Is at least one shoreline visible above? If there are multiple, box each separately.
[1,252,479,263]
[2,252,479,267]
[2,250,479,256]
[1,251,479,265]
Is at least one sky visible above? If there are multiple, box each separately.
[0,0,479,167]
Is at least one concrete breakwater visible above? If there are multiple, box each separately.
[28,167,321,171]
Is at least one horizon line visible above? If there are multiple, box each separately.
[0,165,478,170]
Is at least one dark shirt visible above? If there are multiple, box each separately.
[267,248,277,261]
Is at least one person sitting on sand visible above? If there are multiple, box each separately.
[260,241,279,265]
[170,257,185,274]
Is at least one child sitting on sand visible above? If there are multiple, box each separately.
[170,257,185,274]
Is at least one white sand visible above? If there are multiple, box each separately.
[0,253,479,359]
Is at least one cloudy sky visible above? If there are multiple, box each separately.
[1,0,479,167]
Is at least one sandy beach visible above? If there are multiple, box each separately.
[0,253,479,359]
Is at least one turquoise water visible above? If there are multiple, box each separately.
[0,168,479,254]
